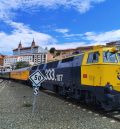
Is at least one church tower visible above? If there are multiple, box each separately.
[18,41,22,49]
[31,39,36,47]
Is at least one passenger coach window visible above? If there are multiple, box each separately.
[103,51,117,63]
[87,52,99,63]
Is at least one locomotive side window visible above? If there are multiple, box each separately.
[87,51,99,63]
[62,57,73,63]
[103,51,117,63]
[31,66,38,70]
[59,57,74,68]
[46,61,59,68]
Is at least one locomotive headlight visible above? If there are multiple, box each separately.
[105,82,113,93]
[107,82,113,88]
[109,85,113,91]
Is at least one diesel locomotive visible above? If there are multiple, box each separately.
[1,46,120,111]
[30,46,120,110]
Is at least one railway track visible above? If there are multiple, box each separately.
[42,89,120,123]
[100,110,120,122]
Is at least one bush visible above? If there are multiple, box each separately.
[15,61,30,69]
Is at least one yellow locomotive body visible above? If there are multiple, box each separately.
[80,46,120,110]
[81,46,120,91]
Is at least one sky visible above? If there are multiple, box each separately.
[0,0,120,55]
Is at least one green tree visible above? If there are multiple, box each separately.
[15,61,30,69]
[49,47,61,58]
[49,47,56,54]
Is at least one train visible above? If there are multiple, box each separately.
[1,45,120,111]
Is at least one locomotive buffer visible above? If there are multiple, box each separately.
[29,70,46,114]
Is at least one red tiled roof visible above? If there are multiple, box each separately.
[56,46,93,52]
[57,48,75,52]
[0,55,5,58]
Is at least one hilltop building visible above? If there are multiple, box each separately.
[13,39,46,55]
[4,40,48,69]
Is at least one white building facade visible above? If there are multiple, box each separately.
[4,55,33,67]
[4,40,47,68]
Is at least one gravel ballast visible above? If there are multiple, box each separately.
[0,80,120,129]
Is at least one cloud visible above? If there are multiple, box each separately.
[53,29,120,50]
[2,0,120,54]
[63,33,83,40]
[0,21,57,54]
[55,28,83,40]
[0,0,21,20]
[0,0,106,21]
[55,28,69,34]
[22,0,106,13]
[55,29,120,49]
[46,42,87,50]
[84,30,120,44]
[0,0,106,54]
[1,25,120,54]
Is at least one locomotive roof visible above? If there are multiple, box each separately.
[31,46,118,68]
[86,45,118,52]
[46,46,117,63]
[11,67,31,72]
[47,52,84,64]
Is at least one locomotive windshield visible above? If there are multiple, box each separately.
[103,51,118,63]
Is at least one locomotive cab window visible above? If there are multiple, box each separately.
[87,51,99,63]
[103,51,118,63]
